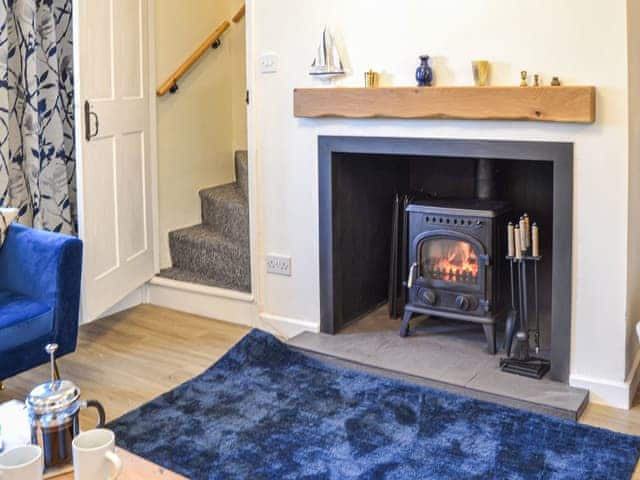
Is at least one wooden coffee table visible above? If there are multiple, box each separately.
[1,401,185,479]
[54,448,186,479]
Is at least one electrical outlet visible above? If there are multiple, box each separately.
[266,254,291,276]
[259,53,278,73]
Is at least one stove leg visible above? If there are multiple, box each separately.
[503,310,517,356]
[400,310,413,337]
[483,323,496,355]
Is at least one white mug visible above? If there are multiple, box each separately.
[0,445,43,480]
[72,429,122,480]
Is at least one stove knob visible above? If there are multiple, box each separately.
[420,289,437,306]
[455,295,471,311]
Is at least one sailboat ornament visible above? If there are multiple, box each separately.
[309,27,345,78]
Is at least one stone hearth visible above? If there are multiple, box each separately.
[289,306,588,420]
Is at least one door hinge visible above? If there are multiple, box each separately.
[246,89,250,105]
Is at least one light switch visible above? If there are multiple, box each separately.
[260,53,278,73]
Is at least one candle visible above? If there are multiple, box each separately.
[523,213,531,249]
[519,217,526,254]
[507,222,515,257]
[515,226,522,258]
[532,222,539,257]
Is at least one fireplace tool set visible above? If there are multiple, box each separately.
[500,214,550,379]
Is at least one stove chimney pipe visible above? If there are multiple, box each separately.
[476,158,496,200]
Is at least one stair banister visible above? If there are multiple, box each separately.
[232,5,245,23]
[156,20,231,96]
[157,4,245,97]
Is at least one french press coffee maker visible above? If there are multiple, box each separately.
[25,344,106,469]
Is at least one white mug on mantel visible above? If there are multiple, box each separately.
[72,429,122,480]
[0,445,43,480]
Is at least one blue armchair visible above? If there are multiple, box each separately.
[0,224,82,381]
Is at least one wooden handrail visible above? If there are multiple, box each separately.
[232,5,245,23]
[157,20,231,97]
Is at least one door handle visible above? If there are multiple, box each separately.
[84,100,99,141]
[407,262,418,289]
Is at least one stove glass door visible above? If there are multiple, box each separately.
[420,237,480,285]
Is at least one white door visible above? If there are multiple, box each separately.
[75,0,155,322]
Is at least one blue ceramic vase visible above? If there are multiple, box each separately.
[416,55,433,87]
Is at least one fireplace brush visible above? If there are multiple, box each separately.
[500,215,550,379]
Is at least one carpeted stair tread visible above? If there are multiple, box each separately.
[165,150,251,293]
[199,182,246,208]
[158,267,250,292]
[235,150,248,198]
[199,183,249,245]
[168,224,250,292]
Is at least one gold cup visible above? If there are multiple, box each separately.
[364,70,379,88]
[472,61,490,87]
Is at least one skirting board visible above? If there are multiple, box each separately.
[147,277,320,339]
[257,313,320,339]
[148,277,256,328]
[570,349,640,409]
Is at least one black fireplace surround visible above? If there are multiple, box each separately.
[318,136,573,381]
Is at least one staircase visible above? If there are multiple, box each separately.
[159,151,251,292]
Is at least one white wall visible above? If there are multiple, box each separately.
[250,0,637,403]
[626,0,640,378]
[155,0,246,268]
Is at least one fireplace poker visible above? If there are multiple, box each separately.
[516,255,530,361]
[503,223,517,355]
[532,222,539,257]
[531,222,541,354]
[523,213,531,250]
[504,260,518,355]
[533,256,540,354]
[507,222,515,257]
[500,216,550,379]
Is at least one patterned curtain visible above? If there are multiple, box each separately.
[0,0,75,235]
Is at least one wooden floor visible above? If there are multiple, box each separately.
[2,305,639,477]
[0,305,249,428]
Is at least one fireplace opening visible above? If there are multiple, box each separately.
[329,152,552,338]
[319,137,572,381]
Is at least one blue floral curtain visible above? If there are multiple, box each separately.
[0,0,75,235]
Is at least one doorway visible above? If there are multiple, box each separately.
[154,1,251,293]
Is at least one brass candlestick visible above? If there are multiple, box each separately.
[520,70,528,87]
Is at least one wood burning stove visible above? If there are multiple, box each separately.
[400,199,511,354]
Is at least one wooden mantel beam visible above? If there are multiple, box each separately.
[293,86,596,124]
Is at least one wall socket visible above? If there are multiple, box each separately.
[266,254,291,276]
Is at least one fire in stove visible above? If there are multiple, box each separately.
[423,239,479,284]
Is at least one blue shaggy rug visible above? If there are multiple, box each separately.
[108,330,640,479]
